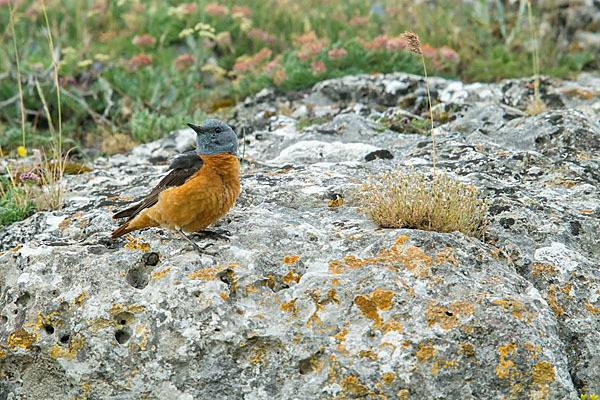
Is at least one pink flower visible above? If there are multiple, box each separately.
[180,3,198,15]
[298,39,329,61]
[438,46,459,62]
[173,54,196,69]
[360,36,389,51]
[349,16,369,26]
[273,68,286,85]
[132,34,156,47]
[263,58,281,74]
[129,54,152,68]
[205,3,228,16]
[385,36,407,51]
[233,48,273,73]
[421,44,437,59]
[247,28,276,44]
[328,48,347,60]
[310,61,326,74]
[232,5,252,18]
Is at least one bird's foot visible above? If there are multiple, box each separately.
[177,230,212,255]
[191,229,231,242]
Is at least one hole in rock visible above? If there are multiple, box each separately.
[16,292,31,307]
[142,252,160,266]
[60,334,70,344]
[115,328,131,344]
[127,267,149,289]
[44,325,55,335]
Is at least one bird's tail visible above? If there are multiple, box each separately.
[111,221,133,239]
[111,211,159,239]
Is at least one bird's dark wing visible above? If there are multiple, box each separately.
[112,152,204,220]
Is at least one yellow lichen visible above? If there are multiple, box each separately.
[415,341,436,362]
[381,372,395,385]
[186,268,217,280]
[73,291,87,307]
[7,329,37,350]
[151,267,171,280]
[283,255,300,265]
[280,299,298,313]
[282,269,301,284]
[341,375,368,396]
[425,300,474,330]
[49,334,84,360]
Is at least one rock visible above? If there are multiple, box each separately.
[2,72,600,399]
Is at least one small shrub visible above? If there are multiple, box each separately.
[363,169,488,239]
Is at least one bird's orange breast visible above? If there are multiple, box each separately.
[144,153,240,232]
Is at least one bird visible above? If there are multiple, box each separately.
[111,119,240,252]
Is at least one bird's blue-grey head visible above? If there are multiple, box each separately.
[187,119,238,156]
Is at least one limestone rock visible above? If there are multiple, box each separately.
[1,72,599,399]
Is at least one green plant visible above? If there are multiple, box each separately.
[0,177,34,227]
[295,116,333,130]
[363,169,488,239]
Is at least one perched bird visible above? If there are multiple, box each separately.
[111,119,240,251]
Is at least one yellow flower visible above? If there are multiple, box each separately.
[17,146,27,157]
[77,59,94,68]
[240,18,252,32]
[179,28,195,38]
[198,30,216,40]
[194,23,214,32]
[61,47,77,56]
[94,53,110,62]
[201,64,226,80]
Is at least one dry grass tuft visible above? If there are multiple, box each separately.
[363,169,488,239]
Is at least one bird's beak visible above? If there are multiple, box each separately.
[187,123,206,135]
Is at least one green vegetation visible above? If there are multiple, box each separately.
[0,179,33,226]
[0,0,592,154]
[363,170,489,239]
[0,0,594,227]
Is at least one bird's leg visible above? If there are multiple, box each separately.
[177,230,211,254]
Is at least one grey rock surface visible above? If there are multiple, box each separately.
[1,72,600,399]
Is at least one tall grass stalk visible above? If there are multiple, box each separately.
[41,0,67,209]
[8,1,26,156]
[401,32,436,172]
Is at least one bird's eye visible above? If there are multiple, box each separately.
[215,127,222,133]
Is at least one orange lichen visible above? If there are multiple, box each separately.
[381,372,396,385]
[186,268,217,280]
[334,327,348,342]
[531,361,555,387]
[73,291,87,307]
[328,236,433,278]
[354,289,396,326]
[59,212,83,229]
[49,334,84,360]
[280,299,298,313]
[283,255,300,265]
[415,341,437,362]
[341,375,368,396]
[380,319,403,334]
[532,262,556,277]
[124,236,150,251]
[282,270,301,284]
[425,300,474,330]
[496,343,518,380]
[326,288,341,305]
[434,248,458,266]
[151,267,171,280]
[7,329,36,350]
[544,285,564,316]
[585,300,600,315]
